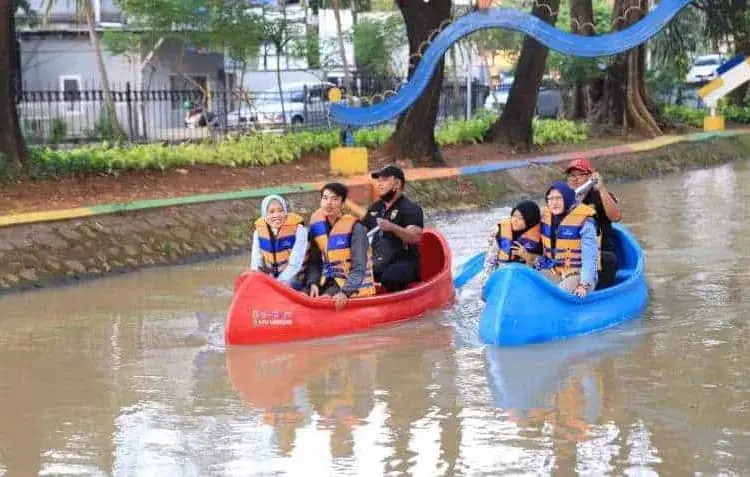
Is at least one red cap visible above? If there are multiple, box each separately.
[565,158,593,173]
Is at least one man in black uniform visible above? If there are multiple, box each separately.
[565,158,623,289]
[362,165,424,292]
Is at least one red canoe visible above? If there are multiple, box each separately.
[225,229,455,345]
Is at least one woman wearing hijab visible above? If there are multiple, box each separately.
[481,199,543,285]
[250,194,309,290]
[535,181,599,298]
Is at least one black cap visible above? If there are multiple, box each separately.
[371,164,405,182]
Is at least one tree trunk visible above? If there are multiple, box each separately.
[486,0,560,150]
[0,0,27,168]
[83,0,126,139]
[383,0,451,166]
[591,0,660,137]
[637,42,655,112]
[331,0,351,91]
[276,48,287,126]
[569,0,595,119]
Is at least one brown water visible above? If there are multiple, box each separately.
[2,162,750,476]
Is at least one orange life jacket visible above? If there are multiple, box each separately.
[255,213,307,282]
[309,209,376,297]
[540,204,598,276]
[495,218,541,263]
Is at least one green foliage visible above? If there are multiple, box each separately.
[296,30,321,70]
[15,115,589,181]
[664,104,750,126]
[721,105,750,123]
[661,104,750,127]
[354,126,393,149]
[548,0,612,86]
[22,131,338,179]
[50,118,68,144]
[467,0,526,54]
[352,16,405,77]
[532,119,588,146]
[94,113,125,142]
[695,0,750,53]
[663,105,707,127]
[435,110,497,146]
[106,0,264,70]
[554,0,612,35]
[658,104,750,127]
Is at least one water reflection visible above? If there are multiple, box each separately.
[226,319,457,473]
[485,327,650,474]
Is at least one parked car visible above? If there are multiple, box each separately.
[685,54,725,84]
[484,76,564,118]
[226,81,335,129]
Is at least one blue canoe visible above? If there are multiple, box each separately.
[478,224,648,346]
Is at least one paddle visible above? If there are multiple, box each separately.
[452,179,597,289]
[453,251,487,288]
[575,178,597,200]
[367,226,380,243]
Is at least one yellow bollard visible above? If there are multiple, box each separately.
[330,147,368,175]
[703,115,725,132]
[327,87,368,175]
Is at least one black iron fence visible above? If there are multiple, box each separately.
[16,80,490,145]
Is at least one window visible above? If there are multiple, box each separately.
[694,56,721,67]
[59,75,82,112]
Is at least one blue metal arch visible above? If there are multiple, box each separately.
[329,0,693,127]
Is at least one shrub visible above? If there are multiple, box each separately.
[18,115,589,180]
[663,105,707,127]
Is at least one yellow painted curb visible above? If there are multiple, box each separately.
[627,135,684,152]
[0,208,95,227]
[404,167,461,181]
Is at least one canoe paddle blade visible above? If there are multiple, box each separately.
[453,251,486,288]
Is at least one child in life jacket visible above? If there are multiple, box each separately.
[480,200,543,286]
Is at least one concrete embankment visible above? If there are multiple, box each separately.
[1,130,748,293]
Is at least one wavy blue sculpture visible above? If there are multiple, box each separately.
[330,0,693,127]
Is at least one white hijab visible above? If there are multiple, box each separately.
[261,194,288,219]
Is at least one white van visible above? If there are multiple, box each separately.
[226,81,335,130]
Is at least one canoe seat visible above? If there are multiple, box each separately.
[375,281,424,295]
[614,269,633,284]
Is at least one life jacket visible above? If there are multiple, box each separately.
[309,209,376,297]
[254,213,307,282]
[495,218,541,263]
[540,204,598,276]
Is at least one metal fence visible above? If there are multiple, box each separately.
[16,80,490,145]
